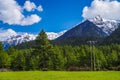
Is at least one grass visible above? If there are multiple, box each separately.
[0,71,120,80]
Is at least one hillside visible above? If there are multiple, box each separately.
[102,25,120,44]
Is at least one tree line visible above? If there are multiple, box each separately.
[0,30,120,71]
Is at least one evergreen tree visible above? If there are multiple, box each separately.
[0,42,11,68]
[78,47,88,67]
[50,46,64,70]
[29,55,39,70]
[0,42,4,52]
[7,46,16,55]
[95,48,107,70]
[0,52,11,68]
[62,46,77,68]
[12,51,25,70]
[34,29,54,70]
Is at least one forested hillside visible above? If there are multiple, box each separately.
[0,30,120,71]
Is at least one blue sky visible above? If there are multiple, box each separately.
[0,0,92,34]
[0,0,120,34]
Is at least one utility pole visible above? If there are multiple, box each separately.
[89,41,93,71]
[92,42,96,71]
[88,41,97,71]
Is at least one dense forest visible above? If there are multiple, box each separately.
[0,30,120,71]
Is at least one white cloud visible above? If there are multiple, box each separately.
[37,5,43,12]
[21,14,41,26]
[23,0,43,12]
[24,0,36,12]
[82,0,120,20]
[0,0,42,26]
[0,28,17,41]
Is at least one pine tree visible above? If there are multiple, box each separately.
[12,51,25,70]
[63,46,77,68]
[0,42,4,52]
[7,46,15,55]
[0,42,11,68]
[34,29,54,70]
[50,45,64,70]
[0,52,11,68]
[29,55,39,70]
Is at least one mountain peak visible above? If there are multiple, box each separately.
[57,19,107,40]
[89,15,120,35]
[92,15,103,24]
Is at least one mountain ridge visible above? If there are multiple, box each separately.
[55,16,120,45]
[57,20,107,40]
[1,30,67,49]
[102,24,120,44]
[1,16,120,47]
[89,15,120,35]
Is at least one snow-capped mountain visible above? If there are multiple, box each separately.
[46,30,67,40]
[1,15,120,48]
[89,15,120,35]
[2,33,37,46]
[56,15,120,45]
[1,30,67,48]
[57,20,107,40]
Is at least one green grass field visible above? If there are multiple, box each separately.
[0,71,120,80]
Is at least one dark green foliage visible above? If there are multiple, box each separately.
[102,25,120,44]
[0,28,120,71]
[15,40,36,50]
[0,42,4,52]
[33,29,54,70]
[62,46,77,68]
[52,37,102,46]
[1,43,120,71]
[12,51,26,70]
[0,42,11,68]
[50,46,64,70]
[0,52,11,68]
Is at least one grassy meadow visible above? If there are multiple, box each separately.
[0,71,120,80]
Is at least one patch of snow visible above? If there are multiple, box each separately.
[89,15,120,35]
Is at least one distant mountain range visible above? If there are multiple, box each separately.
[1,30,67,48]
[1,15,120,48]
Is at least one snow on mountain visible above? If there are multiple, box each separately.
[46,30,67,40]
[3,33,37,46]
[1,30,67,48]
[2,15,119,47]
[57,20,107,41]
[89,15,120,35]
